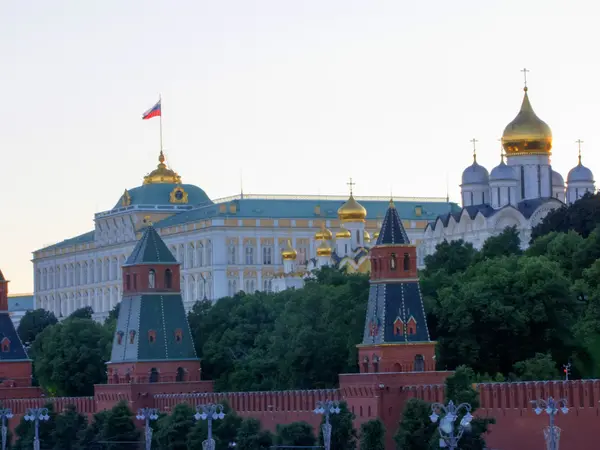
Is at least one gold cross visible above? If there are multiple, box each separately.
[576,139,584,163]
[470,138,478,161]
[521,68,530,88]
[347,177,355,195]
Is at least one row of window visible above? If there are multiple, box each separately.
[115,328,183,345]
[124,269,174,291]
[372,253,411,272]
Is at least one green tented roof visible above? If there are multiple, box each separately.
[124,226,177,265]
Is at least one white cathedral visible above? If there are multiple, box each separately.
[422,84,596,255]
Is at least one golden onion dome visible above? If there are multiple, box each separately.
[337,194,367,222]
[316,240,332,257]
[143,151,183,185]
[373,231,380,240]
[336,228,352,239]
[281,239,297,261]
[501,88,552,156]
[364,230,371,243]
[314,222,333,241]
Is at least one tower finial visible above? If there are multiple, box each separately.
[576,139,584,165]
[347,177,356,196]
[521,67,530,91]
[470,138,478,162]
[158,150,165,164]
[498,138,505,163]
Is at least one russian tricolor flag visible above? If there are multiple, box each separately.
[142,100,161,120]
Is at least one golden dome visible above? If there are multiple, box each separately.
[338,194,367,222]
[316,240,332,257]
[373,231,380,240]
[314,222,333,241]
[364,230,371,242]
[281,239,297,261]
[336,228,352,239]
[501,88,552,156]
[143,151,183,185]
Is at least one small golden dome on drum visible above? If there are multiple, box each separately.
[373,231,380,240]
[314,223,333,241]
[316,240,332,257]
[144,151,183,185]
[281,239,297,261]
[336,228,352,239]
[501,88,552,156]
[364,230,371,242]
[337,194,367,222]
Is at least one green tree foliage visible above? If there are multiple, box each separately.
[476,226,522,261]
[31,317,111,396]
[68,306,94,320]
[512,353,560,381]
[154,403,195,450]
[530,192,600,241]
[275,422,316,447]
[394,398,436,450]
[187,402,242,450]
[101,401,140,450]
[235,418,273,450]
[75,410,109,450]
[13,402,57,450]
[318,402,357,450]
[435,255,577,375]
[52,404,88,450]
[17,308,58,346]
[359,419,385,450]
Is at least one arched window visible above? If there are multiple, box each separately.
[149,368,159,383]
[148,269,156,289]
[414,354,425,372]
[129,330,136,344]
[125,274,131,290]
[174,329,183,343]
[356,230,360,243]
[165,269,173,289]
[403,253,410,271]
[390,253,397,270]
[116,331,124,345]
[176,367,185,382]
[1,337,10,352]
[373,259,378,272]
[148,330,157,344]
[133,274,138,289]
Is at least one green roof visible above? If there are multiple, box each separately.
[114,183,212,209]
[125,226,177,265]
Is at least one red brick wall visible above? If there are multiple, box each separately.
[107,360,202,384]
[0,361,33,387]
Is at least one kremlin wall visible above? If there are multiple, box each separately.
[3,202,600,450]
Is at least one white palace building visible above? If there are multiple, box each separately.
[32,152,458,321]
[422,83,596,255]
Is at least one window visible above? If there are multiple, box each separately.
[165,269,173,289]
[116,331,124,345]
[373,259,378,272]
[356,230,360,243]
[407,318,417,335]
[414,354,425,372]
[175,329,183,342]
[129,330,136,344]
[393,318,404,335]
[125,274,131,290]
[176,367,185,382]
[149,368,159,383]
[1,337,10,352]
[148,330,157,344]
[148,269,156,289]
[245,246,254,265]
[228,244,236,264]
[390,253,397,270]
[263,247,272,265]
[133,274,138,289]
[403,253,410,271]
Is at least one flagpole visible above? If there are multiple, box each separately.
[159,94,163,152]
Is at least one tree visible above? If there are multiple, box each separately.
[512,353,560,381]
[235,418,273,450]
[275,422,316,447]
[359,419,385,450]
[101,401,140,450]
[31,317,111,396]
[154,403,195,450]
[476,226,521,261]
[76,410,109,450]
[67,306,94,320]
[187,402,242,450]
[531,192,600,241]
[17,309,58,346]
[13,402,57,450]
[318,402,357,450]
[526,230,584,276]
[394,398,436,450]
[52,404,88,450]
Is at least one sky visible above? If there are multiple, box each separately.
[2,0,600,293]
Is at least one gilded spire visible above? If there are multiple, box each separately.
[470,138,478,162]
[576,139,584,165]
[143,151,182,185]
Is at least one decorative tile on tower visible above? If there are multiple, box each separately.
[358,200,436,373]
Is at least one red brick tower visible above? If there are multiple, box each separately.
[357,200,436,373]
[0,270,33,388]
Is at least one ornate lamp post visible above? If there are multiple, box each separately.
[429,401,473,449]
[24,408,50,450]
[136,407,159,450]
[194,403,225,450]
[531,397,568,450]
[313,400,341,450]
[0,408,13,450]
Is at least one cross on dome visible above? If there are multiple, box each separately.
[470,138,478,162]
[576,139,584,164]
[346,178,356,195]
[521,67,530,90]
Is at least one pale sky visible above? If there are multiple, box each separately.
[2,0,600,293]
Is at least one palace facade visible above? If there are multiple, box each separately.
[32,152,458,320]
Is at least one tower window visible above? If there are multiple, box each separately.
[116,331,124,345]
[407,317,417,335]
[148,269,156,289]
[165,269,173,289]
[148,330,157,344]
[176,367,185,382]
[125,274,131,290]
[390,253,397,270]
[393,318,404,335]
[175,329,183,342]
[414,354,425,372]
[149,367,159,383]
[1,337,10,352]
[133,274,138,289]
[373,259,378,272]
[403,253,410,271]
[129,330,136,344]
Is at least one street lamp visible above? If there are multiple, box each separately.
[0,408,13,450]
[429,400,473,449]
[194,403,225,450]
[136,407,159,450]
[531,397,568,450]
[313,400,341,450]
[24,408,50,450]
